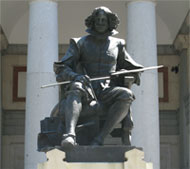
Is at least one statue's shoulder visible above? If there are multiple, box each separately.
[109,36,126,46]
[70,35,89,47]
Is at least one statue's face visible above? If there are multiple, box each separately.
[94,11,109,34]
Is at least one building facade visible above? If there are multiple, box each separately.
[0,1,189,169]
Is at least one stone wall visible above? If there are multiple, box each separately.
[158,48,180,169]
[2,54,26,110]
[174,11,189,169]
[160,110,179,135]
[158,54,180,110]
[2,136,24,169]
[160,135,180,169]
[2,110,25,135]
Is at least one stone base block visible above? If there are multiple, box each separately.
[60,145,140,162]
[38,146,153,169]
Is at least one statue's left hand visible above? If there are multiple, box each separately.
[74,75,90,85]
[133,73,141,86]
[127,73,141,86]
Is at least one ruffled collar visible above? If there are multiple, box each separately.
[86,28,118,39]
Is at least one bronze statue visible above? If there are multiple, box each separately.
[52,6,143,148]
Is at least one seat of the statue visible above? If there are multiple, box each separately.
[44,146,142,162]
[37,112,132,152]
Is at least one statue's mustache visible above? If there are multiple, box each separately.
[95,24,107,27]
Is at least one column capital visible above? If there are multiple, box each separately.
[30,0,57,3]
[125,0,156,7]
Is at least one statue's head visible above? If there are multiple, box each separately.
[85,6,120,34]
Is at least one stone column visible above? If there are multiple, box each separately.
[126,1,160,169]
[25,1,59,169]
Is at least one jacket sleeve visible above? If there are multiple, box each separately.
[117,39,143,86]
[54,38,81,82]
[117,39,143,70]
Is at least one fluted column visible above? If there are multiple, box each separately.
[25,0,59,169]
[126,1,160,169]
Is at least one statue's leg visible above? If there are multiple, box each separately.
[91,87,134,145]
[65,90,82,135]
[60,82,85,147]
[122,108,134,145]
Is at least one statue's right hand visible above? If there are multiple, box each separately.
[56,74,64,82]
[74,75,90,84]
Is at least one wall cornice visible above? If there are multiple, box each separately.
[173,11,189,53]
[3,44,177,56]
[0,26,8,52]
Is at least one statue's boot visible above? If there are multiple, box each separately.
[121,109,133,145]
[61,90,82,148]
[61,134,77,148]
[91,100,131,145]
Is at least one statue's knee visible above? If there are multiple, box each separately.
[120,88,135,103]
[67,82,85,98]
[70,82,83,90]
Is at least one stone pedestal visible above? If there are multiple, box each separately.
[60,146,140,162]
[38,146,153,169]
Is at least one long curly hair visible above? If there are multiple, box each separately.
[85,6,120,32]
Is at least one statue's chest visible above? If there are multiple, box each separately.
[80,40,118,64]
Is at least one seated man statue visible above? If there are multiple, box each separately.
[53,6,143,147]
